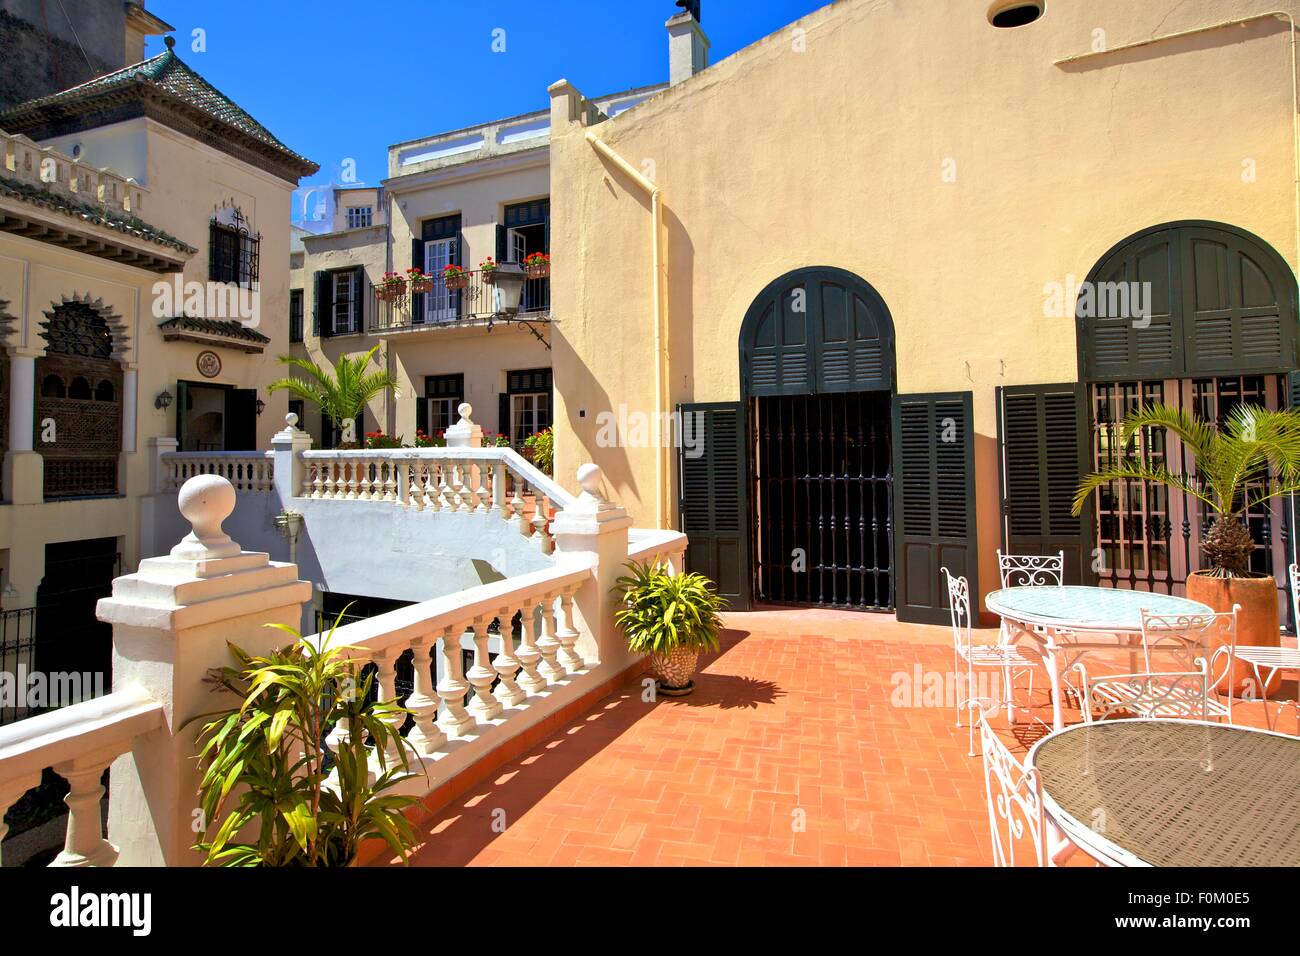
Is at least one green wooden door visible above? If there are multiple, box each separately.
[678,401,750,610]
[997,382,1093,584]
[893,392,977,625]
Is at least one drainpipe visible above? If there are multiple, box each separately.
[585,130,669,529]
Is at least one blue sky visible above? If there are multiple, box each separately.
[145,0,827,209]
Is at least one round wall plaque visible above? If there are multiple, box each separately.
[196,350,222,378]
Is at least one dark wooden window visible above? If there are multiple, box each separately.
[419,374,464,438]
[289,289,303,343]
[504,368,553,446]
[209,208,260,287]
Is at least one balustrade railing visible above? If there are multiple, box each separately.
[299,447,573,552]
[0,687,163,867]
[311,563,590,785]
[162,451,274,492]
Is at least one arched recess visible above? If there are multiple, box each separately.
[1072,220,1298,605]
[36,299,124,499]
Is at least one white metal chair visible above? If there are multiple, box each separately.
[943,567,1042,756]
[1225,563,1300,732]
[997,550,1065,588]
[1073,606,1239,723]
[978,710,1084,866]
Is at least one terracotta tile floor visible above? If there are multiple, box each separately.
[390,609,1296,867]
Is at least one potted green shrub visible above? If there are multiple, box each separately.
[523,427,553,475]
[614,562,727,696]
[187,613,422,866]
[1073,402,1300,693]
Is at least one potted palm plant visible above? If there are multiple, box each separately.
[267,345,398,449]
[614,561,727,696]
[1073,402,1300,693]
[187,614,422,866]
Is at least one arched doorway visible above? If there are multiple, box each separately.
[35,301,123,498]
[681,267,898,611]
[1074,221,1298,610]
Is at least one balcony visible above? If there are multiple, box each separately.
[369,269,550,335]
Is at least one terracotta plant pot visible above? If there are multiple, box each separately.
[377,286,403,302]
[409,279,433,294]
[526,263,550,279]
[481,270,500,286]
[444,274,468,290]
[1186,571,1280,697]
[652,645,699,696]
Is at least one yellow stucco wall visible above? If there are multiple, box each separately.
[548,0,1300,606]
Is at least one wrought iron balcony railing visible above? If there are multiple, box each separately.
[369,269,550,334]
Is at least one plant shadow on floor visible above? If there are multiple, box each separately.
[395,627,781,867]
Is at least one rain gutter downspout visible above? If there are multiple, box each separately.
[585,130,669,529]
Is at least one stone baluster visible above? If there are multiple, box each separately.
[50,757,118,867]
[437,460,454,511]
[321,459,337,498]
[492,607,525,707]
[447,461,466,511]
[465,617,502,721]
[491,460,507,519]
[533,494,552,554]
[436,627,474,738]
[473,462,489,513]
[535,594,567,683]
[308,461,323,498]
[407,460,426,512]
[357,456,373,500]
[372,648,406,768]
[382,459,398,502]
[344,457,360,500]
[458,462,478,511]
[422,460,440,511]
[515,602,546,695]
[508,474,526,530]
[405,634,446,754]
[556,591,586,672]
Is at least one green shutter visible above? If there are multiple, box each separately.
[353,265,366,333]
[678,402,750,609]
[997,383,1092,584]
[316,270,334,338]
[893,391,978,624]
[410,236,425,320]
[495,224,507,265]
[311,269,324,336]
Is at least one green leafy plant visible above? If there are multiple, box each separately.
[267,346,398,448]
[1073,403,1300,577]
[523,427,553,475]
[188,614,422,867]
[613,561,727,655]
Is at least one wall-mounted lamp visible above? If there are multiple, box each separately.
[155,389,173,410]
[255,398,266,416]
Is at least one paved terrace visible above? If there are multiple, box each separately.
[377,609,1293,867]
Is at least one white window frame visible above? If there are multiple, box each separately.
[510,391,550,448]
[423,238,457,324]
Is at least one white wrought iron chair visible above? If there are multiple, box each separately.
[978,710,1084,866]
[1073,606,1239,723]
[997,550,1066,588]
[943,567,1042,756]
[1224,563,1300,732]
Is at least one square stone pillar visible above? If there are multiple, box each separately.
[550,464,634,671]
[96,474,312,866]
[271,411,313,503]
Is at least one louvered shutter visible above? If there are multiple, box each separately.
[352,265,366,333]
[311,269,324,336]
[411,237,425,323]
[316,270,334,338]
[997,383,1092,584]
[1182,226,1297,375]
[495,224,507,265]
[678,402,750,609]
[1081,228,1181,381]
[893,392,978,624]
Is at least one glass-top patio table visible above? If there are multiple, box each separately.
[1028,719,1300,866]
[985,586,1213,731]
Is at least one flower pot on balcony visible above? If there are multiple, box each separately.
[481,270,500,286]
[526,263,550,279]
[651,646,698,697]
[444,274,468,291]
[409,279,433,294]
[1186,571,1281,697]
[377,287,403,302]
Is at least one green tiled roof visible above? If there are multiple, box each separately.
[158,315,271,344]
[0,173,195,254]
[0,42,317,177]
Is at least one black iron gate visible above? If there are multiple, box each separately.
[753,392,893,610]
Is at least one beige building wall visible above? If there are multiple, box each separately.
[548,0,1300,606]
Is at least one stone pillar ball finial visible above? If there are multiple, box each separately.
[285,411,298,428]
[458,402,473,421]
[577,463,604,497]
[170,474,241,560]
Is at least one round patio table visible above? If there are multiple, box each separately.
[985,586,1213,730]
[1028,719,1300,867]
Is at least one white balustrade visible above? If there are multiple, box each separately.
[162,452,275,493]
[0,688,164,868]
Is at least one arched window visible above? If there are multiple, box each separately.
[69,377,91,400]
[95,380,115,402]
[210,204,261,287]
[41,374,66,398]
[40,302,113,359]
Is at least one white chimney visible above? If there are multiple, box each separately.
[667,7,710,87]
